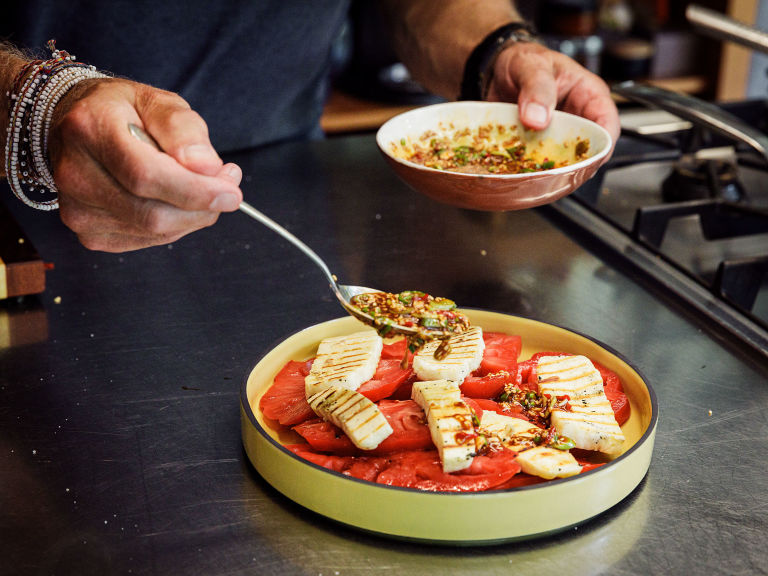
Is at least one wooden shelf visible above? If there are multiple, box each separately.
[320,90,422,135]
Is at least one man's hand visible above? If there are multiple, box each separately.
[487,41,621,149]
[48,78,243,252]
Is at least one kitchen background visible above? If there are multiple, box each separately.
[322,0,768,134]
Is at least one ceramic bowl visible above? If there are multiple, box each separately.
[376,101,612,211]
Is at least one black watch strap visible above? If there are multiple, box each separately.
[459,22,537,101]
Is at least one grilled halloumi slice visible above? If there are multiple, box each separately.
[515,447,582,479]
[307,385,393,450]
[537,355,625,454]
[478,411,582,479]
[304,331,383,397]
[412,380,475,473]
[410,379,462,413]
[412,326,485,383]
[479,410,539,442]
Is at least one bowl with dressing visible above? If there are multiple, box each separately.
[376,101,612,211]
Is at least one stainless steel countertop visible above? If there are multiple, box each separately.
[1,134,766,576]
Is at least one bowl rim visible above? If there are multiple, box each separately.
[375,100,612,180]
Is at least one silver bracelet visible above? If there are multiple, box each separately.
[5,41,107,211]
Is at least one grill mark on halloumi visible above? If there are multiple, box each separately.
[305,331,383,397]
[537,355,625,454]
[413,326,484,382]
[412,380,476,473]
[308,386,393,450]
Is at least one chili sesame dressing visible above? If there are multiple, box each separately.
[349,290,470,360]
[397,123,590,175]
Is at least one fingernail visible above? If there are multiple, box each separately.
[525,103,549,126]
[209,193,241,212]
[183,144,219,164]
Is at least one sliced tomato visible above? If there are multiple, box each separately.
[515,359,538,392]
[285,445,388,482]
[571,451,607,474]
[461,370,517,399]
[380,339,409,362]
[605,387,631,425]
[288,444,520,490]
[477,332,522,375]
[376,448,521,492]
[388,379,415,400]
[293,399,432,455]
[358,359,414,402]
[472,398,529,421]
[259,359,316,426]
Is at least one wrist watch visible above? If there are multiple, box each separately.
[459,21,538,101]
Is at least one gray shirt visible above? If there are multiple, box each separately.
[5,0,350,152]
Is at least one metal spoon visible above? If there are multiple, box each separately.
[127,123,424,337]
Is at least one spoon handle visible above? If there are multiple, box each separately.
[238,201,338,289]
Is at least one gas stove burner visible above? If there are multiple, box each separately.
[661,158,746,203]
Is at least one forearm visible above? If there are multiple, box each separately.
[382,0,524,100]
[0,43,34,177]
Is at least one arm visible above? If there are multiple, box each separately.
[381,0,620,146]
[0,42,243,252]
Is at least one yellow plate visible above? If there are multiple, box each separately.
[240,310,658,544]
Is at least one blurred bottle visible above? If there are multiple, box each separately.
[537,0,603,73]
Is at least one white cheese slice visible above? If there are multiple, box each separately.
[304,330,383,397]
[515,446,582,479]
[307,385,393,450]
[412,380,475,473]
[478,410,539,442]
[410,379,462,414]
[537,355,625,454]
[412,326,485,383]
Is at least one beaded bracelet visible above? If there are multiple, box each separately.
[5,40,108,211]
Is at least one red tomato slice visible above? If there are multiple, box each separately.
[288,444,521,491]
[285,445,388,482]
[380,339,409,361]
[461,371,517,399]
[605,387,631,425]
[472,398,529,421]
[376,448,521,492]
[477,332,522,375]
[388,379,415,400]
[358,359,414,402]
[259,359,316,426]
[293,399,432,455]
